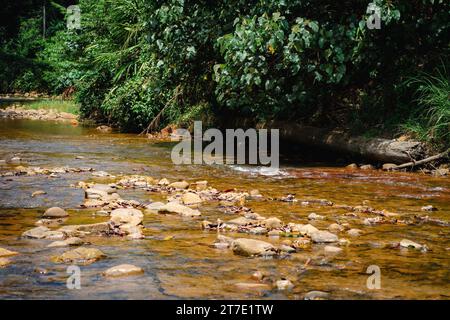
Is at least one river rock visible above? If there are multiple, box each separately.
[346,163,358,169]
[279,245,296,253]
[22,226,65,239]
[248,227,268,235]
[276,279,294,291]
[0,258,11,268]
[399,239,424,250]
[104,264,144,277]
[231,238,277,257]
[145,202,165,213]
[158,178,170,186]
[311,230,338,243]
[263,217,283,229]
[96,125,112,133]
[193,180,208,191]
[158,202,201,217]
[291,224,319,236]
[308,212,324,220]
[31,190,46,197]
[58,222,110,237]
[0,248,18,257]
[328,223,345,233]
[181,192,202,205]
[360,164,375,170]
[421,205,437,212]
[347,228,362,237]
[227,217,254,226]
[324,245,343,254]
[43,207,68,218]
[304,290,330,300]
[110,208,143,226]
[47,237,83,248]
[168,181,189,189]
[52,247,106,265]
[382,163,397,171]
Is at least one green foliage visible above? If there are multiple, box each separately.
[402,68,450,149]
[1,0,449,143]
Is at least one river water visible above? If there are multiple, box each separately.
[0,113,449,299]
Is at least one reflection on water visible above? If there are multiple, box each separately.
[0,117,449,300]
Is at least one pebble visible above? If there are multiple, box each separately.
[421,205,437,212]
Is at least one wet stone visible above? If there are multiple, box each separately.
[43,207,69,218]
[311,231,338,243]
[52,247,106,265]
[104,264,144,277]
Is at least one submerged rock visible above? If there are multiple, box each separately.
[22,226,65,240]
[0,247,18,257]
[43,207,68,218]
[52,247,106,265]
[231,238,277,257]
[328,223,345,233]
[0,258,12,268]
[158,202,201,217]
[308,212,324,220]
[234,282,271,291]
[31,190,46,197]
[103,264,144,277]
[347,228,362,237]
[311,230,338,243]
[47,237,83,248]
[304,290,330,300]
[96,125,112,133]
[324,245,343,254]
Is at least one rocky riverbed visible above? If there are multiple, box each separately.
[0,115,449,300]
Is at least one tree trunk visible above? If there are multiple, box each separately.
[258,121,425,164]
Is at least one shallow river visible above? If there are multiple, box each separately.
[0,114,449,299]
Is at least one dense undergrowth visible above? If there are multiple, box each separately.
[0,0,448,149]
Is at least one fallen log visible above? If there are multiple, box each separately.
[257,121,426,164]
[392,148,449,170]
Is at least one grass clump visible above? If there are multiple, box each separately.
[22,99,80,115]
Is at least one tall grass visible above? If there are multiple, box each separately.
[402,68,450,150]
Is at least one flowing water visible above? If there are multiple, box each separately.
[0,107,449,299]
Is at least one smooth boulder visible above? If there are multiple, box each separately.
[103,264,144,277]
[231,238,276,257]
